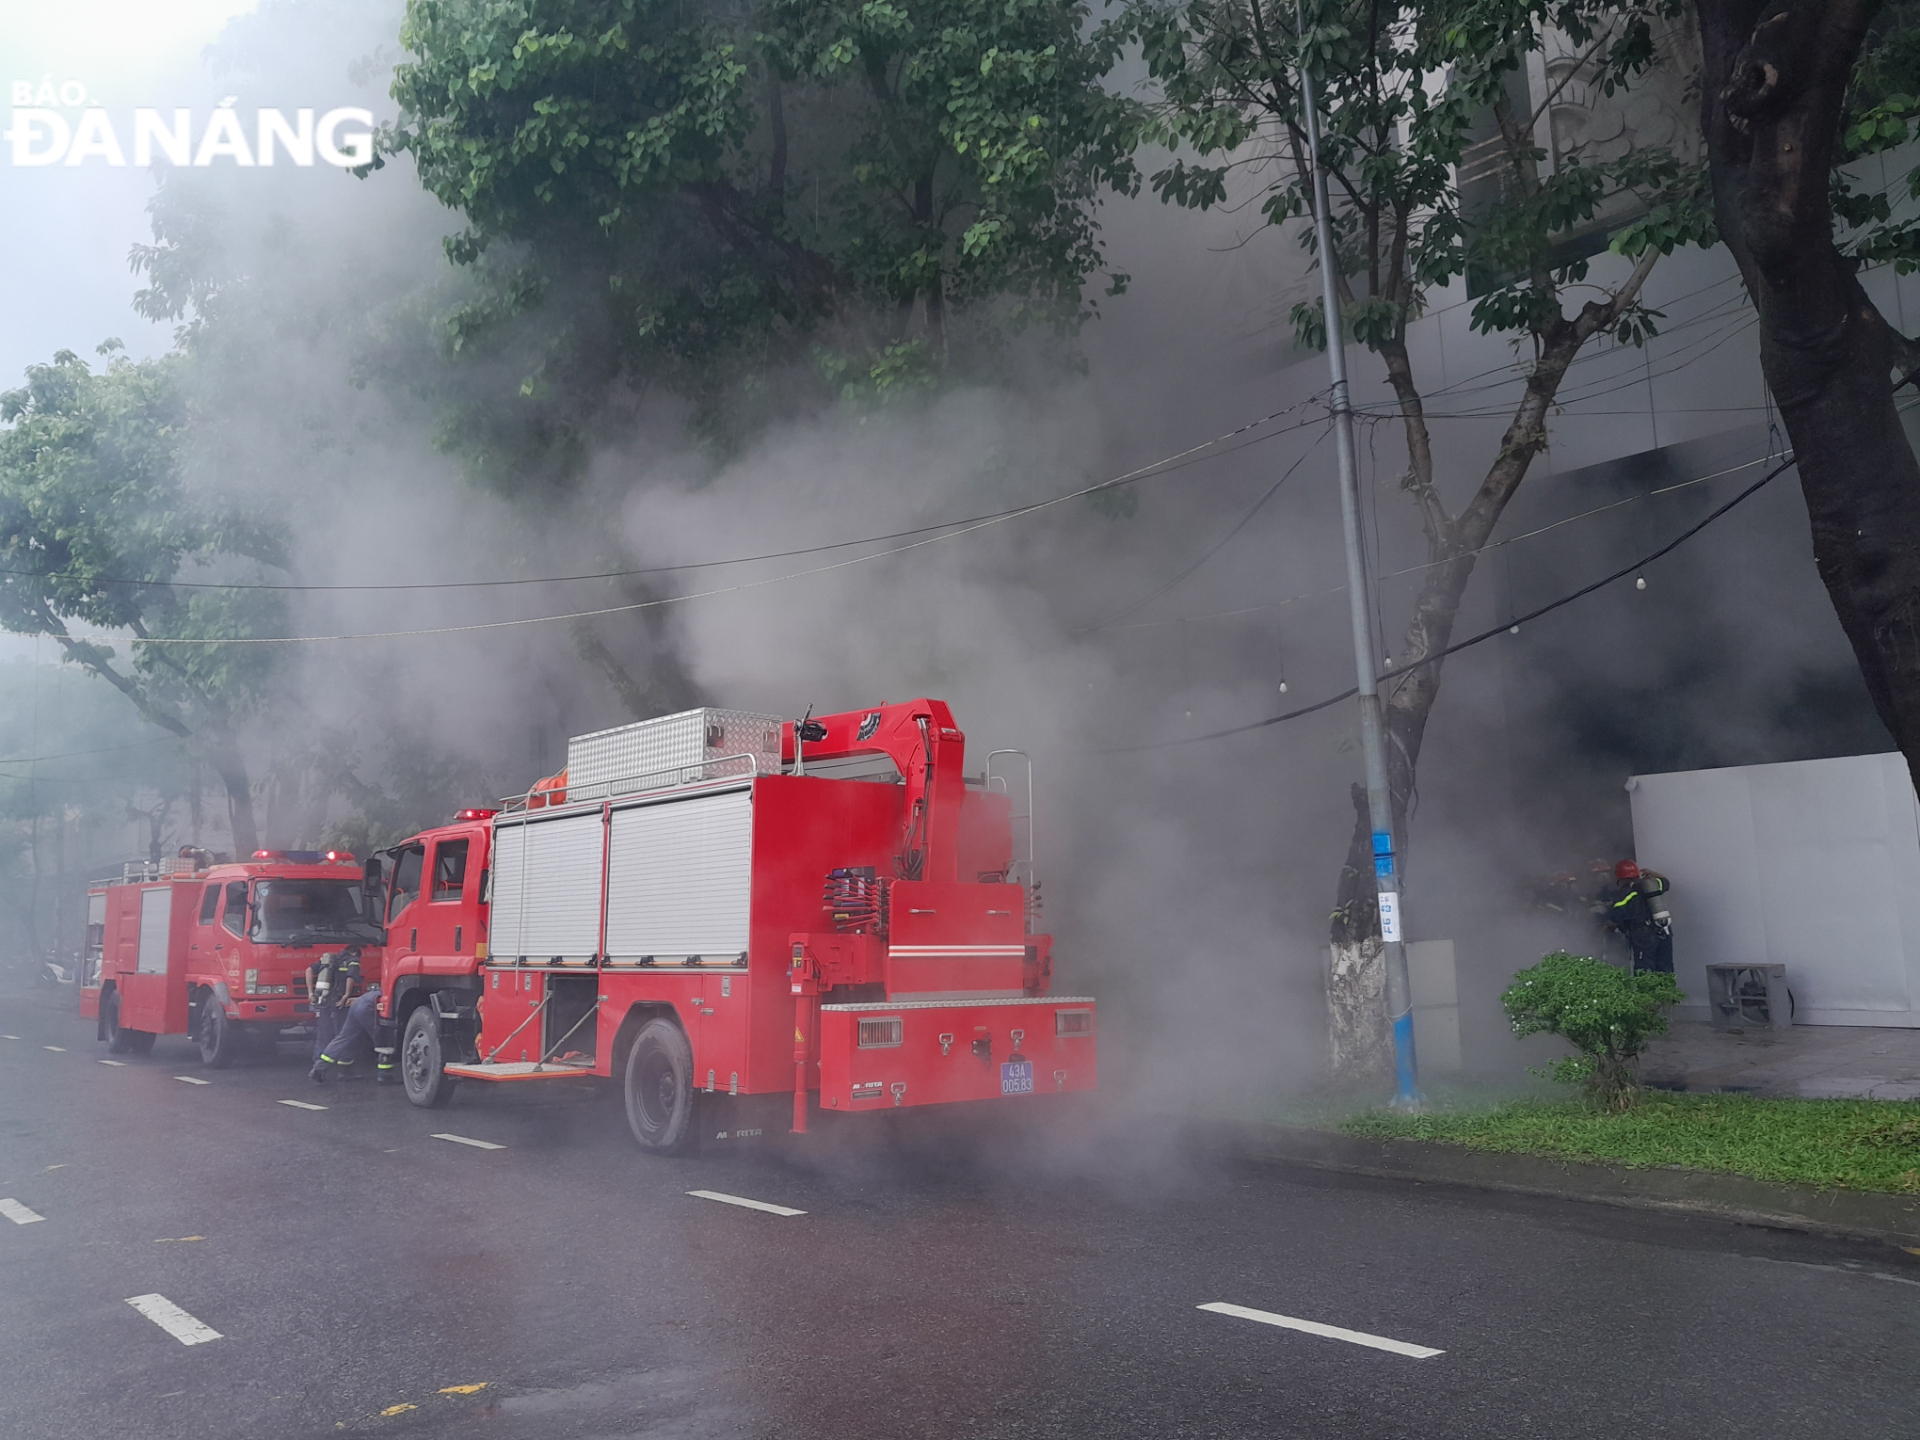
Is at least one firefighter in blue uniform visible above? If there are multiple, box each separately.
[309,945,395,1083]
[305,946,353,1065]
[1601,860,1673,974]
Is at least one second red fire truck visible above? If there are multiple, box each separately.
[364,699,1096,1153]
[81,849,377,1065]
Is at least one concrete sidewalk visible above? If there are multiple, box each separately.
[1641,1020,1920,1099]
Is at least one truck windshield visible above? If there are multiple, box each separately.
[250,880,367,944]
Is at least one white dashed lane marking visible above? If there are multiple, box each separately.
[1,1034,18,1039]
[277,1100,327,1111]
[431,1133,503,1151]
[99,1059,127,1067]
[1,1199,47,1225]
[687,1190,807,1217]
[1197,1302,1444,1359]
[125,1294,222,1346]
[173,1076,211,1086]
[42,1046,65,1053]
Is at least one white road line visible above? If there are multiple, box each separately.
[173,1076,211,1086]
[1198,1303,1444,1359]
[0,1034,17,1039]
[0,1198,47,1225]
[686,1189,807,1217]
[43,1046,66,1052]
[431,1133,503,1151]
[277,1099,327,1111]
[99,1059,127,1067]
[125,1294,222,1346]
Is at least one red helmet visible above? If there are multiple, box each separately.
[1614,860,1640,881]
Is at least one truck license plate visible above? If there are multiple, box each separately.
[1001,1060,1034,1095]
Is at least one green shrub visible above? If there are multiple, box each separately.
[1501,952,1683,1106]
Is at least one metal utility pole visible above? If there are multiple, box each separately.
[1297,19,1420,1106]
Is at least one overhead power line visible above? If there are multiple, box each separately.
[1106,453,1799,752]
[0,398,1331,599]
[1073,423,1333,635]
[15,399,1334,646]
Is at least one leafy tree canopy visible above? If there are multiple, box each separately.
[1834,0,1920,273]
[1131,0,1714,352]
[382,0,1143,470]
[0,348,290,848]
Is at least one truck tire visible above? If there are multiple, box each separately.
[624,1018,698,1156]
[104,992,142,1055]
[197,1003,240,1069]
[401,1005,458,1109]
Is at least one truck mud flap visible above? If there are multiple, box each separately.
[817,996,1096,1113]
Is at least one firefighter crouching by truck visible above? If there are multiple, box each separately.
[309,945,394,1083]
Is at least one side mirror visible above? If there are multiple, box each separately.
[363,855,387,919]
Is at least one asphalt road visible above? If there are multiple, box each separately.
[2,984,1916,1440]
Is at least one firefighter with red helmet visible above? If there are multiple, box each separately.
[1599,860,1673,974]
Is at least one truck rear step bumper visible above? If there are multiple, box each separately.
[818,995,1096,1112]
[443,1060,596,1082]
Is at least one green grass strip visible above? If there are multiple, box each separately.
[1340,1093,1920,1194]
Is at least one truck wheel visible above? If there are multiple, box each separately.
[624,1018,698,1156]
[401,1006,458,1109]
[104,992,136,1055]
[197,1003,240,1069]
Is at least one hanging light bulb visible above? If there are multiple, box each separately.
[1635,576,1647,591]
[1279,681,1289,694]
[1509,625,1520,635]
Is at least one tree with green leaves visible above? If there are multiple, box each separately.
[1695,0,1920,796]
[0,348,288,853]
[382,0,1142,470]
[1131,0,1714,1078]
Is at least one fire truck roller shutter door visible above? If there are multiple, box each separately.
[137,888,172,974]
[604,789,752,965]
[488,813,605,965]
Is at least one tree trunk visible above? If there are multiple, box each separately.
[1698,0,1920,791]
[1328,784,1391,1082]
[1322,292,1655,1082]
[205,736,258,856]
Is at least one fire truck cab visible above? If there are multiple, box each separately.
[84,849,378,1066]
[371,699,1097,1154]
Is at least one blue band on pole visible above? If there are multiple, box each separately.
[1374,857,1395,878]
[1371,831,1392,855]
[1392,1012,1418,1104]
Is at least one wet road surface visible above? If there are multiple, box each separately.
[2,986,1916,1440]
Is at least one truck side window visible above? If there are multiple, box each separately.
[387,844,424,925]
[198,885,219,924]
[221,880,248,937]
[432,839,469,902]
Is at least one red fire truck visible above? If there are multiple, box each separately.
[82,850,379,1066]
[368,699,1096,1154]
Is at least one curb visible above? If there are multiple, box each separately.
[1223,1121,1920,1248]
